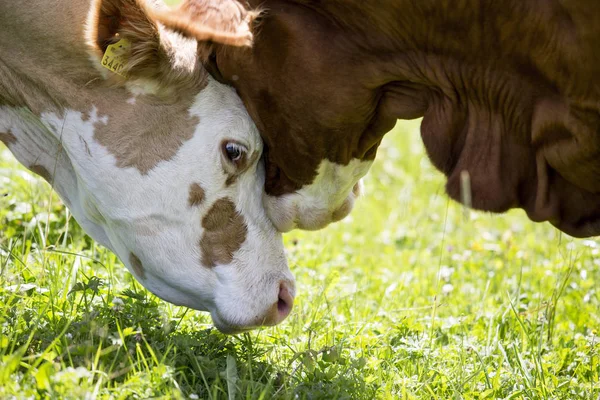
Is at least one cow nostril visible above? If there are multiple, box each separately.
[277,297,290,315]
[276,282,294,319]
[258,280,295,327]
[277,282,294,318]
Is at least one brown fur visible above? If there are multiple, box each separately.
[224,174,238,187]
[188,182,206,206]
[206,0,600,237]
[0,130,17,146]
[91,96,200,174]
[29,165,52,183]
[81,0,260,173]
[150,0,258,47]
[88,0,207,97]
[129,253,146,278]
[199,197,247,267]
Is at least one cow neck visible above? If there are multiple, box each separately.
[310,0,600,236]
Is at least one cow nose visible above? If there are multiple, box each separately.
[262,280,295,326]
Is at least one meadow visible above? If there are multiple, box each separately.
[1,119,599,399]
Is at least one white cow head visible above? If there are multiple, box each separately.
[0,0,294,333]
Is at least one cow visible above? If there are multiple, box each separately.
[156,0,600,237]
[0,0,295,334]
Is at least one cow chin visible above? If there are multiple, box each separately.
[264,179,363,232]
[264,159,371,232]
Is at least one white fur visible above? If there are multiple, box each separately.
[264,158,373,231]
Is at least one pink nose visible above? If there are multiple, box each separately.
[261,280,295,326]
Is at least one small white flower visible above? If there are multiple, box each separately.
[112,297,124,311]
[438,265,454,282]
[442,284,454,295]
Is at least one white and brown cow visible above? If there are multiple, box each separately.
[0,0,295,334]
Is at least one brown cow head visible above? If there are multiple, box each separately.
[161,0,600,237]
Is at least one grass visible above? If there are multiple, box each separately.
[1,119,599,399]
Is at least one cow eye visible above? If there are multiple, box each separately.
[222,141,248,169]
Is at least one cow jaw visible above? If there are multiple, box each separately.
[263,159,372,232]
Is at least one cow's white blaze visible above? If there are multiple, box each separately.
[264,159,373,231]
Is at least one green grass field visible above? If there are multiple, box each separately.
[1,119,599,399]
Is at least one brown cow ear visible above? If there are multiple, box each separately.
[87,0,160,57]
[150,0,257,47]
[87,0,207,94]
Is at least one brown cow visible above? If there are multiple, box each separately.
[158,0,600,237]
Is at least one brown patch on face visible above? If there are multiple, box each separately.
[188,182,206,207]
[84,0,222,175]
[93,97,200,174]
[129,253,146,279]
[199,197,247,267]
[29,164,52,183]
[0,130,16,146]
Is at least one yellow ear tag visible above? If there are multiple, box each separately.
[101,38,131,77]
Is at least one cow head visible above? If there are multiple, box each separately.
[0,0,295,333]
[160,0,600,237]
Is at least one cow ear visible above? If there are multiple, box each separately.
[150,0,257,47]
[87,0,208,94]
[87,0,160,57]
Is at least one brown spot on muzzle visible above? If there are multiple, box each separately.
[199,197,247,267]
[129,253,146,279]
[188,182,206,207]
[0,130,17,146]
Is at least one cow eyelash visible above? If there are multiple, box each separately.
[225,142,245,162]
[221,140,248,172]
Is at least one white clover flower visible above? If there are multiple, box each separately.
[442,283,454,295]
